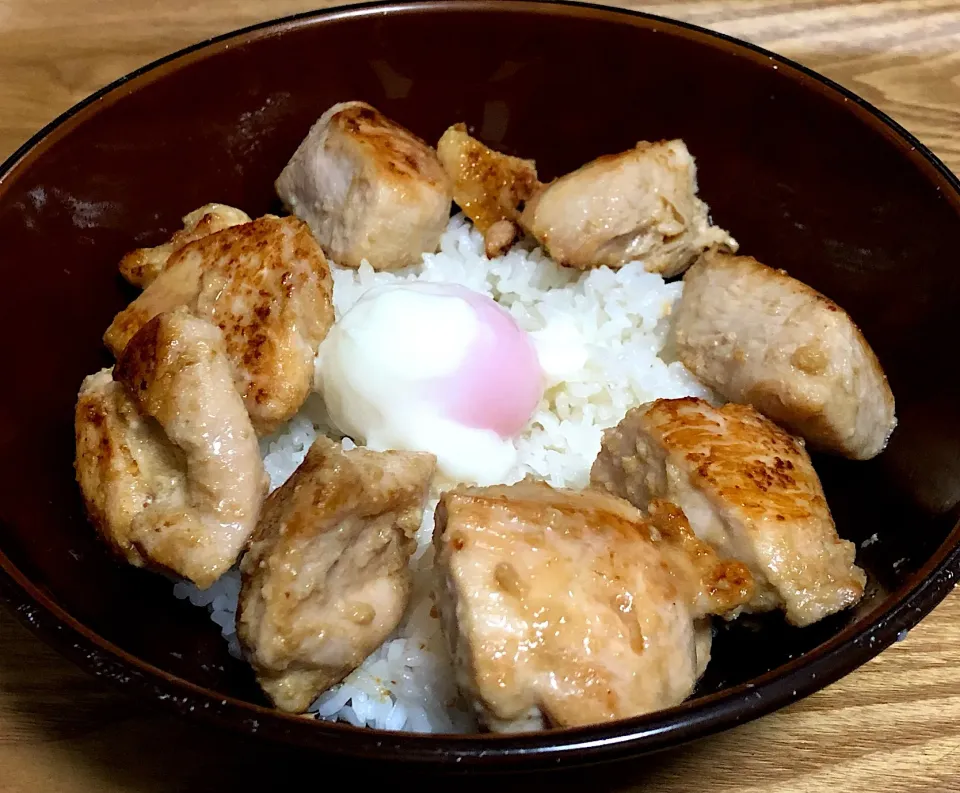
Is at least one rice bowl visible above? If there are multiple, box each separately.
[5,0,959,768]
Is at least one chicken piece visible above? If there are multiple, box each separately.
[76,310,268,587]
[75,368,183,569]
[119,203,251,287]
[482,219,520,259]
[275,101,453,271]
[591,397,867,627]
[436,123,540,258]
[519,139,736,276]
[104,215,334,435]
[237,437,436,713]
[433,479,753,732]
[672,251,896,460]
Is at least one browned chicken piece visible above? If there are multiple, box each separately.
[436,123,540,258]
[519,139,736,276]
[104,215,334,435]
[591,397,867,627]
[275,101,453,271]
[672,251,896,460]
[75,368,181,568]
[76,310,268,588]
[119,203,251,287]
[237,437,436,713]
[433,479,753,732]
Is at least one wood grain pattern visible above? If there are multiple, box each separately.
[1,1,959,791]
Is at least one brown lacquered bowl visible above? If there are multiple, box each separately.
[1,0,959,771]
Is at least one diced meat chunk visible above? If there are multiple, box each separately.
[75,368,183,569]
[520,139,736,276]
[672,250,896,459]
[76,309,268,587]
[237,437,436,713]
[433,479,753,732]
[119,203,251,287]
[591,397,867,627]
[276,101,453,271]
[436,123,540,257]
[482,219,520,259]
[104,215,334,435]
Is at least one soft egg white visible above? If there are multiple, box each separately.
[318,283,542,485]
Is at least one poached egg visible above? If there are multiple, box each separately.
[318,282,544,484]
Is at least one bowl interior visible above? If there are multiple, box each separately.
[1,0,960,761]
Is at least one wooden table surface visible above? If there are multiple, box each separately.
[2,1,960,790]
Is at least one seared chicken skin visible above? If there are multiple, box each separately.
[672,250,896,460]
[520,139,736,276]
[237,437,436,713]
[105,215,334,435]
[436,123,540,258]
[76,310,268,588]
[434,479,753,732]
[276,101,453,271]
[119,203,251,288]
[591,398,866,627]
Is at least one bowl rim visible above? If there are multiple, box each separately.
[2,0,960,769]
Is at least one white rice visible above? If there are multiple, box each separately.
[173,214,714,733]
